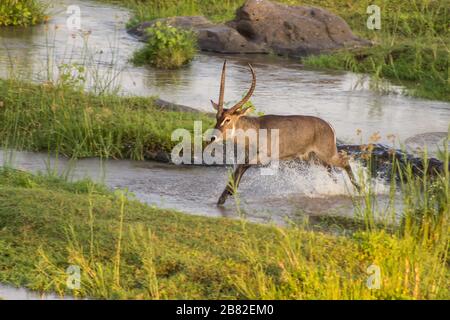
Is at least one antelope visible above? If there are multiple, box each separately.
[209,61,360,205]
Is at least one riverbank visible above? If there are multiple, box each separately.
[103,0,449,102]
[0,79,213,161]
[0,167,448,299]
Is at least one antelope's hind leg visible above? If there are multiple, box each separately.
[343,164,360,191]
[317,151,361,191]
[217,164,250,205]
[332,153,360,191]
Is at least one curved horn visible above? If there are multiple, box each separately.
[229,63,256,114]
[217,60,227,113]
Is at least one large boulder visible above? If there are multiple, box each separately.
[228,0,369,56]
[128,0,369,57]
[196,25,267,53]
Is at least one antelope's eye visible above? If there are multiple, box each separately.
[221,118,231,126]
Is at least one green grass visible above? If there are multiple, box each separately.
[101,0,449,36]
[103,0,242,26]
[304,41,450,101]
[0,0,47,26]
[101,0,450,101]
[0,158,448,299]
[0,78,214,160]
[132,22,198,69]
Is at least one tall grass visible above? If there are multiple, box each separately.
[301,0,450,101]
[0,145,448,299]
[0,79,213,160]
[231,146,449,299]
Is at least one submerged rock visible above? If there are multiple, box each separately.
[128,0,370,57]
[144,141,447,180]
[338,143,448,179]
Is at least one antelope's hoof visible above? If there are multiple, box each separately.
[217,196,227,206]
[217,191,231,206]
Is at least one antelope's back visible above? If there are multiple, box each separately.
[258,114,336,158]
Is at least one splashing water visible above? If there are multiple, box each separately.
[242,160,390,198]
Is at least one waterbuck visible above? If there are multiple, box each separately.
[210,61,359,205]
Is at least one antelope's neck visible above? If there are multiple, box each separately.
[237,116,260,130]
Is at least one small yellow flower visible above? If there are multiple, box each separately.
[369,131,381,143]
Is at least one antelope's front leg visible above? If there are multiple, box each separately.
[217,164,250,205]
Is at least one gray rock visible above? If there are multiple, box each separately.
[128,0,370,57]
[196,25,267,53]
[229,0,370,56]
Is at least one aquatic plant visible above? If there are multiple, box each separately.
[132,22,197,69]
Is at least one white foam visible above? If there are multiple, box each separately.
[243,160,390,197]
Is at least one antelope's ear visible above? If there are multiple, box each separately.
[210,100,219,111]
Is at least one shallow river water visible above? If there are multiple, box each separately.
[0,0,448,221]
[0,0,449,146]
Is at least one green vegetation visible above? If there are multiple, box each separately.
[305,42,450,101]
[0,0,47,26]
[105,0,242,26]
[101,0,450,101]
[0,153,448,299]
[300,0,450,101]
[132,22,197,69]
[0,79,213,160]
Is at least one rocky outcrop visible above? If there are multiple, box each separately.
[338,144,448,179]
[128,0,370,57]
